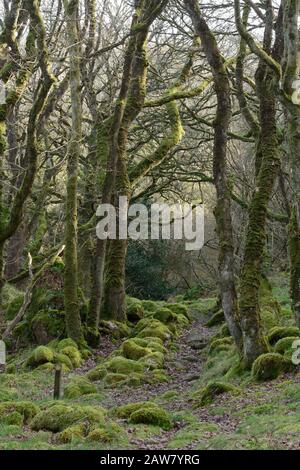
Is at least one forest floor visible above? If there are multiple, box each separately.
[1,274,300,450]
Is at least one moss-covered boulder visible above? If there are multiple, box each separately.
[60,346,82,368]
[31,310,65,345]
[140,352,164,370]
[267,327,300,346]
[99,320,131,339]
[0,401,39,424]
[26,346,54,368]
[153,307,177,324]
[193,382,240,407]
[55,424,86,443]
[104,373,127,386]
[121,339,151,361]
[126,298,144,323]
[136,320,172,342]
[114,401,156,419]
[130,405,172,430]
[106,356,144,375]
[87,423,123,443]
[274,336,300,355]
[64,377,97,399]
[31,403,105,432]
[54,352,73,370]
[209,337,234,354]
[57,338,78,351]
[251,353,294,381]
[167,303,191,320]
[141,300,158,313]
[86,365,107,382]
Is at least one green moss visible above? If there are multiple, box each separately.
[86,365,107,382]
[104,373,127,386]
[64,377,97,399]
[274,336,300,355]
[267,326,300,345]
[87,422,123,443]
[106,356,144,375]
[251,353,294,381]
[37,362,55,371]
[193,382,240,407]
[30,404,105,432]
[218,323,230,338]
[60,346,82,368]
[140,352,164,370]
[206,310,225,327]
[99,320,131,339]
[141,300,158,313]
[114,401,156,419]
[0,402,39,424]
[54,353,73,370]
[121,339,151,360]
[1,412,24,426]
[26,346,54,368]
[153,307,177,324]
[55,423,86,443]
[136,320,172,342]
[0,387,19,401]
[126,297,144,322]
[167,303,191,320]
[130,405,172,431]
[209,337,234,353]
[57,338,78,351]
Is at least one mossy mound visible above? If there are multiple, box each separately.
[267,327,300,346]
[251,353,294,381]
[130,405,172,430]
[106,356,144,375]
[274,337,300,355]
[121,339,151,361]
[167,303,191,320]
[99,320,131,339]
[206,310,224,327]
[209,337,234,354]
[26,346,54,368]
[126,297,144,323]
[0,387,19,401]
[193,382,240,407]
[140,352,164,370]
[136,319,172,342]
[59,346,82,368]
[114,401,172,430]
[2,411,24,426]
[64,377,97,399]
[30,309,65,345]
[104,373,127,386]
[87,423,124,443]
[57,338,78,351]
[55,424,86,443]
[0,401,39,424]
[54,352,73,370]
[153,307,177,324]
[86,365,107,382]
[141,300,158,313]
[31,403,106,433]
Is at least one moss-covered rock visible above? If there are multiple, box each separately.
[206,310,225,327]
[31,310,65,345]
[64,377,97,399]
[121,339,151,361]
[153,307,177,324]
[0,387,18,401]
[57,338,78,351]
[26,346,54,368]
[193,382,240,407]
[140,352,164,370]
[104,373,127,386]
[60,346,82,368]
[167,303,191,320]
[1,411,24,426]
[114,401,156,419]
[209,337,234,354]
[130,405,172,430]
[126,298,144,323]
[36,362,55,371]
[86,365,107,382]
[54,352,73,370]
[106,356,144,375]
[251,353,294,381]
[0,401,39,424]
[136,320,172,342]
[87,423,123,443]
[267,327,300,346]
[141,300,158,313]
[30,404,105,432]
[55,424,86,443]
[274,336,300,355]
[99,320,131,339]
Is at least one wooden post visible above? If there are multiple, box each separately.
[54,364,62,399]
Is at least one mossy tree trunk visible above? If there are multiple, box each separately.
[63,0,84,345]
[184,0,243,352]
[237,1,282,367]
